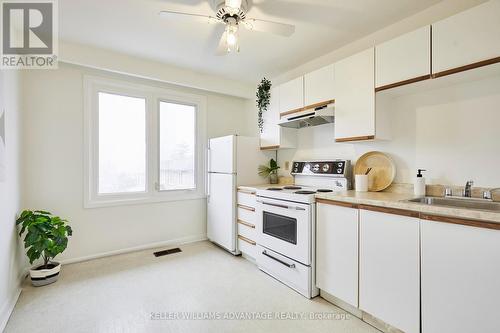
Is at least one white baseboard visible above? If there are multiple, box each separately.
[0,288,21,333]
[59,234,208,265]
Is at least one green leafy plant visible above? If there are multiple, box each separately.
[258,158,280,178]
[16,210,73,268]
[256,77,272,133]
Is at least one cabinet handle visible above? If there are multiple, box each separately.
[238,235,256,245]
[238,204,255,212]
[238,220,256,228]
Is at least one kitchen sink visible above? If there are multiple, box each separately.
[405,197,500,212]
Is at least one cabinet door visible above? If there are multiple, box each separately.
[421,220,500,333]
[334,48,375,141]
[279,76,304,113]
[432,1,500,75]
[316,203,359,307]
[260,86,280,148]
[376,26,431,88]
[304,64,335,106]
[359,209,420,333]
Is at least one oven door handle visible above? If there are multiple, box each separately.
[256,200,306,211]
[262,250,296,268]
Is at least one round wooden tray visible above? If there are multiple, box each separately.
[354,151,396,192]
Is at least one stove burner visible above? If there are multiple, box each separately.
[283,186,302,190]
[294,190,317,195]
[317,189,334,193]
[266,187,283,191]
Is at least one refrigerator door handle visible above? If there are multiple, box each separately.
[206,146,211,201]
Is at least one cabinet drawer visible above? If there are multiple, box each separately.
[256,245,312,298]
[238,236,257,258]
[238,220,256,240]
[237,191,256,208]
[237,205,256,225]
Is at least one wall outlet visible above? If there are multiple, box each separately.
[284,161,290,170]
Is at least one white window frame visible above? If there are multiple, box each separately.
[84,76,207,208]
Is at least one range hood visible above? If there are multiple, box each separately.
[278,103,334,129]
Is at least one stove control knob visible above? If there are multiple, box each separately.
[322,164,330,172]
[337,163,343,168]
[294,162,299,167]
[313,164,320,172]
[337,168,342,173]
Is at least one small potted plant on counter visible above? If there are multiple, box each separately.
[16,210,73,287]
[258,158,280,184]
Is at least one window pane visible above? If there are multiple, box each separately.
[98,92,146,194]
[159,101,196,191]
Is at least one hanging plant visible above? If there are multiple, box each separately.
[256,77,272,133]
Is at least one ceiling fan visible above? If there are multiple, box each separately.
[159,0,296,55]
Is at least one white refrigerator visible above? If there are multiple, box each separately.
[207,135,269,254]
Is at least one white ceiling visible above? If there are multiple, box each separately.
[60,0,442,84]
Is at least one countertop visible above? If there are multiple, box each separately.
[238,185,500,224]
[315,191,500,224]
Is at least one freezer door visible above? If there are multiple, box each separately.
[208,135,235,174]
[207,173,236,252]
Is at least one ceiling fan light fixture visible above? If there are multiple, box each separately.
[225,23,239,53]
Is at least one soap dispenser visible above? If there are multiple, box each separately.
[414,169,426,196]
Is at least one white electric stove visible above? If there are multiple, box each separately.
[255,160,351,298]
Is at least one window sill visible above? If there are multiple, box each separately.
[84,193,207,209]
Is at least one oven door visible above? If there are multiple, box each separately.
[256,197,312,265]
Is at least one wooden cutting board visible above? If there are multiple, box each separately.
[354,151,396,192]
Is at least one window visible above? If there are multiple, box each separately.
[98,92,146,194]
[84,77,207,208]
[159,101,196,191]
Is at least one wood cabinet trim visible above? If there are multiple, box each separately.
[432,56,500,79]
[359,204,420,218]
[375,74,432,92]
[237,204,255,212]
[335,135,375,143]
[238,235,256,245]
[237,189,256,195]
[279,99,335,118]
[237,220,256,229]
[421,213,500,231]
[316,198,359,209]
[260,145,280,151]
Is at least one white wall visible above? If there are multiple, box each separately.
[22,63,255,263]
[277,75,500,188]
[0,70,25,331]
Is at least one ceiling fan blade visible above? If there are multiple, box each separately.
[216,31,229,56]
[159,10,221,24]
[225,0,242,9]
[242,18,295,37]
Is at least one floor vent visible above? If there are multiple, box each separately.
[154,248,182,257]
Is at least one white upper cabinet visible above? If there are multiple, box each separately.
[279,76,304,114]
[359,209,420,333]
[421,220,500,333]
[260,86,296,150]
[432,1,500,75]
[304,64,335,106]
[376,26,431,89]
[316,202,359,308]
[334,48,375,142]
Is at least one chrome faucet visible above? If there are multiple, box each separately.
[463,180,474,198]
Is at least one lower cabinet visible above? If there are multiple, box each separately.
[316,201,359,307]
[236,189,258,259]
[421,220,500,333]
[359,208,420,333]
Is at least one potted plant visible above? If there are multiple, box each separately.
[256,77,271,133]
[258,158,280,184]
[16,210,73,287]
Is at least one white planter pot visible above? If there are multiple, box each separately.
[29,262,61,287]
